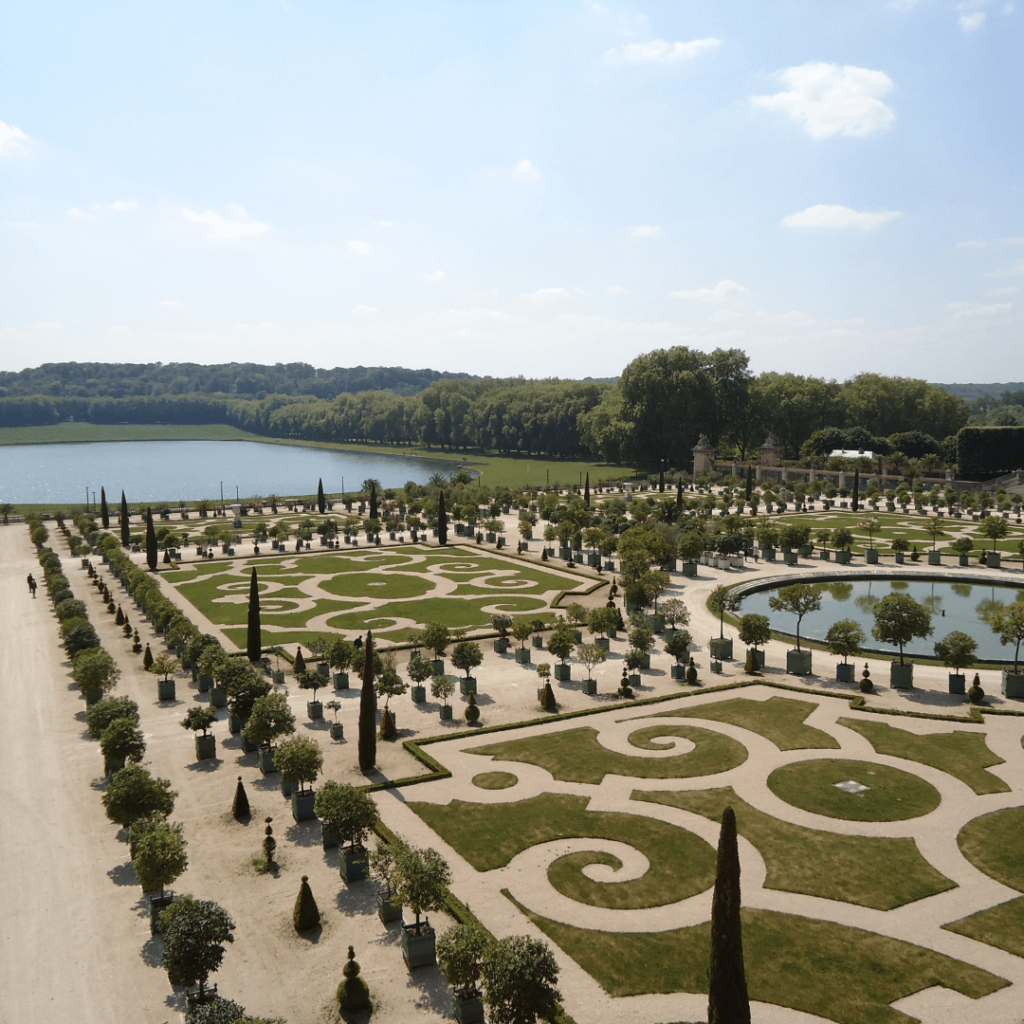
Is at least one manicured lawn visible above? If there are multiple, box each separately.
[409,793,716,909]
[660,697,841,751]
[767,759,941,822]
[637,787,955,910]
[837,718,1009,795]
[944,896,1024,958]
[470,724,748,784]
[471,772,519,790]
[957,807,1024,890]
[319,571,435,599]
[509,896,1006,1024]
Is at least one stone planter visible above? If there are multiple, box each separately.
[194,734,216,760]
[890,662,914,689]
[197,673,213,693]
[340,844,369,883]
[709,637,733,661]
[439,705,453,721]
[928,551,942,565]
[158,679,176,701]
[402,922,437,968]
[835,550,853,564]
[410,685,426,703]
[281,773,298,798]
[493,638,509,654]
[460,677,477,695]
[836,663,855,683]
[515,647,531,664]
[595,637,610,653]
[307,700,323,720]
[334,672,349,689]
[987,552,1002,568]
[554,663,571,681]
[453,991,485,1024]
[786,649,812,676]
[865,549,879,564]
[948,673,966,695]
[377,891,402,925]
[258,746,277,774]
[330,722,344,740]
[581,678,597,695]
[291,788,316,822]
[210,685,227,708]
[1002,671,1024,698]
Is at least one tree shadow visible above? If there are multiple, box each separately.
[302,719,330,732]
[252,774,283,792]
[408,960,455,1017]
[155,697,185,708]
[285,818,321,848]
[334,883,378,917]
[295,922,324,944]
[107,860,138,887]
[130,892,151,919]
[90,775,110,792]
[185,758,223,773]
[467,692,495,706]
[141,934,164,969]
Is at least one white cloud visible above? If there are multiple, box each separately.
[669,279,746,302]
[31,321,60,330]
[0,120,29,155]
[346,240,372,256]
[511,159,540,182]
[520,287,570,304]
[630,224,661,237]
[751,62,895,139]
[960,11,986,29]
[67,207,95,221]
[608,285,627,294]
[376,220,395,228]
[947,300,1014,317]
[350,305,379,316]
[157,300,181,307]
[69,200,139,220]
[424,270,445,282]
[606,37,721,64]
[109,200,138,213]
[181,206,268,240]
[782,204,903,230]
[986,286,1018,296]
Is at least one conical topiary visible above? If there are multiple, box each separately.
[293,875,321,932]
[540,682,556,709]
[143,644,154,670]
[743,649,759,675]
[294,648,306,675]
[338,946,370,1012]
[464,691,480,723]
[115,605,124,626]
[379,707,396,740]
[232,776,250,820]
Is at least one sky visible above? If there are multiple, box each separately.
[1,0,1021,382]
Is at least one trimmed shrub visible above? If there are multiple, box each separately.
[293,875,320,932]
[338,946,370,1012]
[86,696,139,739]
[232,776,250,820]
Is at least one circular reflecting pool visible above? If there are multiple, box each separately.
[739,577,1024,661]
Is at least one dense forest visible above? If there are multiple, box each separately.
[0,351,976,470]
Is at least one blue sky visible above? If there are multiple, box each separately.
[1,0,1021,380]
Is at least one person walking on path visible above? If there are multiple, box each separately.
[27,573,36,597]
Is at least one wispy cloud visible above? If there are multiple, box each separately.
[0,120,29,155]
[181,205,268,240]
[31,321,60,330]
[109,200,138,213]
[947,300,1014,317]
[520,287,569,304]
[68,200,139,220]
[986,286,1018,296]
[782,204,903,230]
[511,159,540,182]
[350,305,378,316]
[960,10,986,29]
[752,62,895,139]
[669,279,746,302]
[346,240,372,256]
[424,270,445,282]
[630,224,661,237]
[606,37,721,64]
[956,236,1024,248]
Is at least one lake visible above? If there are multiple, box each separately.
[740,577,1024,662]
[0,440,462,505]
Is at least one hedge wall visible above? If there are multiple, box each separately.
[956,426,1024,479]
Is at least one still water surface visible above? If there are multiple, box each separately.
[0,440,460,505]
[740,578,1024,662]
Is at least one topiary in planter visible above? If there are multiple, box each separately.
[539,682,556,710]
[338,946,370,1012]
[968,673,985,705]
[293,875,320,932]
[860,664,873,693]
[232,776,250,821]
[685,657,698,686]
[379,707,397,740]
[744,649,760,675]
[464,692,480,724]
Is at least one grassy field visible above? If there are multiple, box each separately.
[409,792,717,910]
[469,723,749,784]
[658,696,841,751]
[767,758,942,822]
[471,771,519,790]
[637,787,954,910]
[956,806,1024,890]
[510,896,1006,1024]
[945,896,1024,958]
[836,718,1010,795]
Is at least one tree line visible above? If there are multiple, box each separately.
[0,348,970,467]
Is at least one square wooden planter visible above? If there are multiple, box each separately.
[1002,671,1024,698]
[581,678,597,695]
[515,647,531,664]
[554,663,571,681]
[194,734,216,760]
[786,650,812,676]
[709,638,733,660]
[836,663,855,683]
[460,677,477,695]
[291,789,316,822]
[890,663,914,689]
[333,672,349,689]
[377,892,402,925]
[402,923,437,968]
[340,845,369,883]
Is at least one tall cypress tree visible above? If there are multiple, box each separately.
[358,631,377,772]
[676,480,683,510]
[659,469,665,493]
[246,568,262,663]
[120,491,130,548]
[437,490,448,546]
[369,482,378,522]
[852,469,860,512]
[745,465,753,502]
[584,472,590,507]
[707,806,750,1024]
[100,487,110,529]
[317,478,326,515]
[145,508,157,571]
